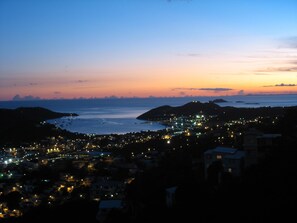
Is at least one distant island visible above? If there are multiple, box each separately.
[210,98,228,103]
[0,107,78,145]
[245,102,260,105]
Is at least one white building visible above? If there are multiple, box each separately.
[204,147,245,178]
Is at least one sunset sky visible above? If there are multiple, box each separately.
[0,0,297,101]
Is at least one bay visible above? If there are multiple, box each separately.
[0,95,296,135]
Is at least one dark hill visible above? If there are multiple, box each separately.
[137,101,220,120]
[137,101,294,121]
[0,107,78,145]
[0,107,77,124]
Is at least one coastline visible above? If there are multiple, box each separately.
[1,95,297,135]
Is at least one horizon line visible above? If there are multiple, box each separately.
[1,93,297,102]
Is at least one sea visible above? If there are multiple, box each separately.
[0,95,296,135]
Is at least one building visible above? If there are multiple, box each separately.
[257,134,282,154]
[243,129,281,167]
[204,147,245,179]
[243,128,262,167]
[165,186,177,208]
[96,200,123,222]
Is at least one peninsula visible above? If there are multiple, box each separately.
[0,107,78,145]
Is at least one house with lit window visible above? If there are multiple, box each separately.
[204,147,245,178]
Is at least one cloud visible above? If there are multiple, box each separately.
[12,95,22,100]
[12,94,41,101]
[238,90,245,95]
[186,53,201,57]
[289,60,297,65]
[275,83,296,87]
[263,83,296,87]
[54,91,61,94]
[76,80,89,83]
[187,53,201,57]
[257,67,297,72]
[172,87,233,92]
[171,87,234,92]
[172,87,200,91]
[104,95,118,99]
[199,88,233,92]
[29,83,38,86]
[254,73,273,75]
[279,36,297,49]
[178,53,201,57]
[179,91,186,96]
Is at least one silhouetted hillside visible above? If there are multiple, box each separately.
[0,107,77,124]
[0,107,77,145]
[137,101,294,121]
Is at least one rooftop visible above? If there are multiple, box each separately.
[99,200,122,209]
[225,150,246,159]
[166,186,177,193]
[258,134,282,139]
[213,147,237,154]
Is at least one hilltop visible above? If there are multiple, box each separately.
[0,107,78,145]
[0,107,77,123]
[137,101,294,121]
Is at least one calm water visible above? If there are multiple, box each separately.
[0,95,296,135]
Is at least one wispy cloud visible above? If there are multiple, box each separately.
[177,53,202,57]
[238,90,245,95]
[104,95,118,99]
[54,91,61,94]
[172,87,233,92]
[186,53,201,57]
[199,88,233,92]
[12,94,41,101]
[263,83,296,87]
[275,83,296,87]
[172,88,199,91]
[289,60,297,65]
[279,36,297,49]
[76,80,89,83]
[257,67,297,72]
[254,73,273,75]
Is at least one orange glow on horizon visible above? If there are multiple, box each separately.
[2,82,297,101]
[1,61,297,100]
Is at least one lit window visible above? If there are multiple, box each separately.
[228,168,232,173]
[216,155,222,160]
